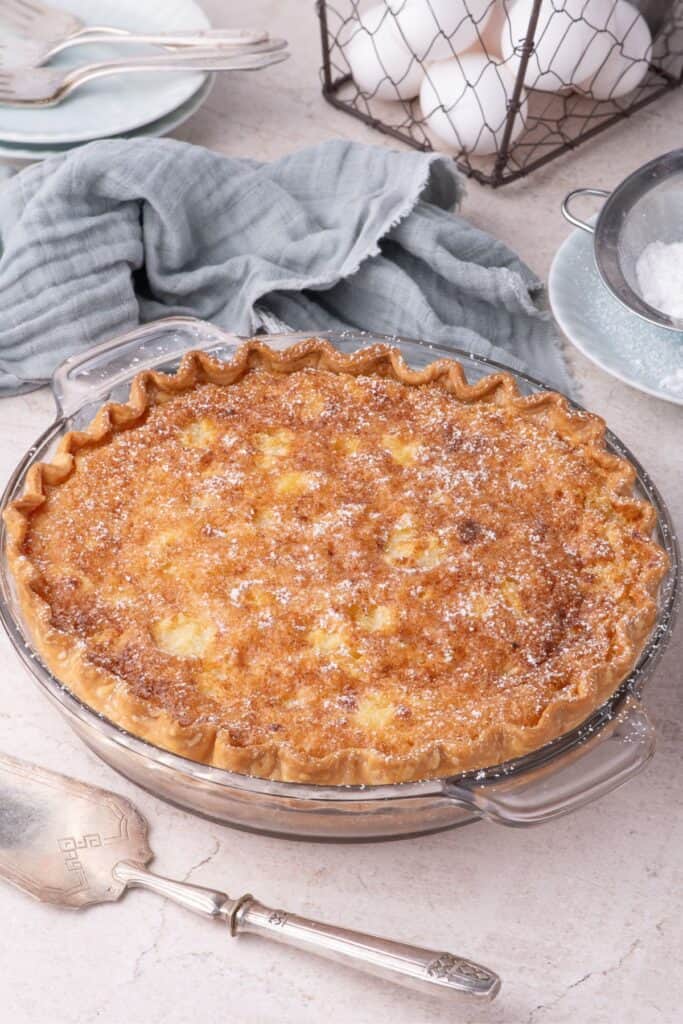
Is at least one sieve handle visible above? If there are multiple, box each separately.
[561,188,611,233]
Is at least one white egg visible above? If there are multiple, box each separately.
[577,1,652,100]
[477,1,507,58]
[387,0,493,61]
[420,54,528,155]
[500,0,616,92]
[343,4,424,100]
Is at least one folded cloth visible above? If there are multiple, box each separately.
[0,137,568,395]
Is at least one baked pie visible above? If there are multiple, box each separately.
[5,340,668,784]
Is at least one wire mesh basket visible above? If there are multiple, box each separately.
[317,0,683,186]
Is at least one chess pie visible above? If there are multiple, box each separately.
[5,341,668,784]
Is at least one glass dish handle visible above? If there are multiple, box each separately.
[51,316,231,416]
[442,697,655,826]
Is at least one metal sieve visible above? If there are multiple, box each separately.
[562,149,683,332]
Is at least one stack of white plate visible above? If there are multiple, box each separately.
[0,0,214,162]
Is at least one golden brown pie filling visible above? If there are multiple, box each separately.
[5,341,668,784]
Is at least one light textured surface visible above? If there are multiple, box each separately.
[0,2,681,1023]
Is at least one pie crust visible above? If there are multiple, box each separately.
[4,340,669,785]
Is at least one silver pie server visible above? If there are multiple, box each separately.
[0,751,500,1003]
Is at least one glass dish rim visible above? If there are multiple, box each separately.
[0,321,678,804]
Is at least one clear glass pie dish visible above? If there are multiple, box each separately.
[0,317,678,841]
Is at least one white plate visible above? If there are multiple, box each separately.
[0,0,209,144]
[549,222,683,406]
[0,74,213,160]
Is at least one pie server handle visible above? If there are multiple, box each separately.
[442,695,655,826]
[113,861,500,1003]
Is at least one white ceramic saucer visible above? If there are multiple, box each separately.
[0,74,213,161]
[549,221,683,406]
[0,0,209,145]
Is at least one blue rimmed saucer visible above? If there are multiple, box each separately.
[549,222,683,406]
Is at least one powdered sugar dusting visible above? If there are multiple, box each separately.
[20,362,664,774]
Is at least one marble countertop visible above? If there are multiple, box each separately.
[1,2,681,1022]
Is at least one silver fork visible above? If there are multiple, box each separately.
[0,0,83,39]
[0,29,272,70]
[0,0,268,58]
[0,45,290,107]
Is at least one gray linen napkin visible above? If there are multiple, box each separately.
[0,137,568,395]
